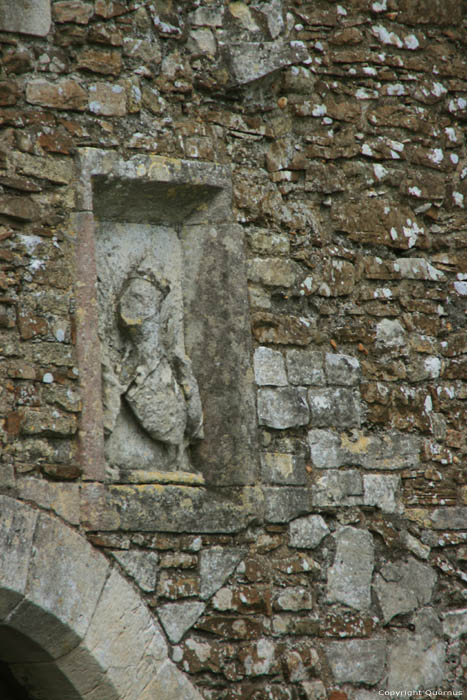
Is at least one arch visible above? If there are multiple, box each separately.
[0,496,203,700]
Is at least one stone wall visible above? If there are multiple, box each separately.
[0,1,466,699]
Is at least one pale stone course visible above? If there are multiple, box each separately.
[325,638,386,684]
[254,346,288,386]
[289,514,329,549]
[327,526,374,610]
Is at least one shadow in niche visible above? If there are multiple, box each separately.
[0,626,79,700]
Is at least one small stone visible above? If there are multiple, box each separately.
[0,0,51,36]
[325,638,386,685]
[77,48,122,75]
[88,82,126,116]
[312,470,363,507]
[327,526,374,610]
[26,78,87,111]
[257,387,309,429]
[247,257,297,287]
[289,515,330,549]
[376,318,407,348]
[254,347,287,386]
[199,547,244,599]
[53,1,94,24]
[112,550,159,593]
[261,452,306,485]
[286,350,325,386]
[374,557,437,623]
[325,353,360,386]
[263,487,311,523]
[157,601,206,643]
[363,474,401,513]
[431,507,467,529]
[274,586,312,611]
[308,388,361,429]
[0,80,20,106]
[302,680,327,700]
[0,196,39,222]
[442,608,467,639]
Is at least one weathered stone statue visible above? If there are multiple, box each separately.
[99,258,203,473]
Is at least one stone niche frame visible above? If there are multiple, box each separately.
[74,148,258,487]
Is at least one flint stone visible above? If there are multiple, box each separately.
[200,547,244,599]
[325,353,360,385]
[261,452,306,485]
[112,550,158,592]
[286,350,325,386]
[308,388,361,429]
[442,608,467,639]
[312,470,363,507]
[363,474,401,513]
[327,526,374,610]
[0,0,51,36]
[247,257,297,287]
[254,346,287,386]
[387,608,446,691]
[158,601,206,643]
[289,515,329,549]
[375,557,436,623]
[258,387,309,429]
[325,638,386,684]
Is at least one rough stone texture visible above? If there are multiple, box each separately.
[289,515,329,549]
[254,347,287,386]
[308,429,420,470]
[257,387,309,429]
[158,601,206,643]
[325,639,386,685]
[286,350,325,386]
[199,547,244,600]
[0,0,51,36]
[375,558,437,623]
[308,388,361,429]
[442,608,467,639]
[363,474,401,513]
[327,527,374,610]
[26,79,88,111]
[261,452,306,485]
[263,487,312,523]
[387,608,446,691]
[112,550,159,593]
[312,470,363,507]
[325,353,361,386]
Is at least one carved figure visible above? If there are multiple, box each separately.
[100,259,203,472]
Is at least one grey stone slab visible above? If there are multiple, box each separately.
[158,601,206,643]
[327,526,374,610]
[254,346,288,386]
[263,487,312,523]
[307,429,421,470]
[0,0,51,36]
[387,608,446,691]
[325,353,361,386]
[200,547,244,599]
[0,496,38,620]
[312,470,364,507]
[325,639,386,685]
[81,483,262,534]
[286,349,325,386]
[261,452,306,485]
[308,388,361,429]
[258,387,309,429]
[82,569,167,699]
[7,511,109,659]
[363,474,401,513]
[182,222,259,485]
[112,550,159,593]
[289,515,330,549]
[431,507,467,529]
[375,557,437,623]
[225,39,309,86]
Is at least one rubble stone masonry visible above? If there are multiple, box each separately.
[0,0,466,698]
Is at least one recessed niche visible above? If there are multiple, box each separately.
[76,150,258,487]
